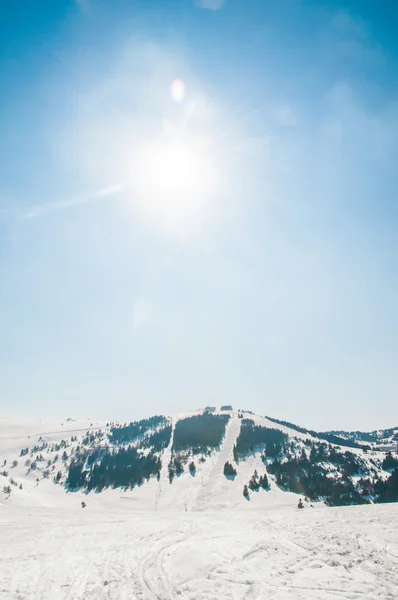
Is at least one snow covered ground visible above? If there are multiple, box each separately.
[1,414,397,599]
[1,503,397,599]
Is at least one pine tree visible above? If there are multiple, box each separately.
[223,461,237,478]
[259,474,268,489]
[243,484,249,499]
[174,458,184,476]
[189,462,196,476]
[249,473,260,491]
[168,460,175,484]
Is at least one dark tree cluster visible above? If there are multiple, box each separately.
[234,420,288,458]
[31,442,49,454]
[374,469,398,503]
[172,413,230,452]
[66,462,87,489]
[267,446,379,506]
[382,452,398,472]
[269,458,349,505]
[247,470,268,492]
[65,445,161,491]
[109,416,167,444]
[168,454,185,483]
[81,430,105,447]
[223,461,237,478]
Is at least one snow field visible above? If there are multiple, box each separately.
[0,503,397,599]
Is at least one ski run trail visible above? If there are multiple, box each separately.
[1,414,398,599]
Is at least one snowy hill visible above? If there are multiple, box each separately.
[1,411,398,599]
[1,410,397,510]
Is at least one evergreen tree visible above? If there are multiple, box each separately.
[259,474,269,489]
[168,460,175,484]
[189,462,196,476]
[383,452,398,471]
[174,457,184,476]
[243,484,249,499]
[223,461,237,478]
[248,472,260,491]
[66,462,86,489]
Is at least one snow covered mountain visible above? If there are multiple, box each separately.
[1,411,398,600]
[1,409,397,510]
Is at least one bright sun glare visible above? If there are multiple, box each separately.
[129,79,223,236]
[135,137,218,235]
[150,143,200,194]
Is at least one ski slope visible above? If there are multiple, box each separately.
[0,503,397,599]
[1,414,397,598]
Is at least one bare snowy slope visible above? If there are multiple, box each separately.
[0,503,397,599]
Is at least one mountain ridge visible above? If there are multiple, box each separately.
[1,409,398,511]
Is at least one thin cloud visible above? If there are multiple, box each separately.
[21,184,124,220]
[196,0,224,10]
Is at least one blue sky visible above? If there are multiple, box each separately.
[0,0,397,429]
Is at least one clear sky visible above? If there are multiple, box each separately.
[0,0,397,430]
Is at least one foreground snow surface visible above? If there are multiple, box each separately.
[1,503,397,600]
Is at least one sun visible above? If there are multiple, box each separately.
[135,138,218,236]
[149,142,200,195]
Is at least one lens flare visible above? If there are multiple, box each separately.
[170,79,186,103]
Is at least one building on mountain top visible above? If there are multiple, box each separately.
[220,405,233,411]
[204,406,216,413]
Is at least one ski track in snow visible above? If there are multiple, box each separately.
[0,504,397,600]
[193,414,241,511]
[154,417,175,512]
